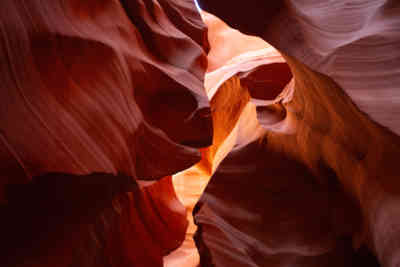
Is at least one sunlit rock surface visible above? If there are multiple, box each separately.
[0,1,211,266]
[199,10,289,173]
[195,55,400,266]
[198,0,400,135]
[166,10,292,267]
[194,2,400,267]
[2,1,400,267]
[165,166,209,267]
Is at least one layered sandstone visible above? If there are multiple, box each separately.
[0,1,211,266]
[2,1,400,267]
[194,1,400,267]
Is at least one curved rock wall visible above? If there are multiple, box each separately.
[198,0,400,135]
[195,54,400,266]
[194,2,400,267]
[2,1,400,266]
[0,1,211,266]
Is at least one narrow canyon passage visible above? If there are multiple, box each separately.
[1,1,400,267]
[165,12,295,265]
[164,166,210,267]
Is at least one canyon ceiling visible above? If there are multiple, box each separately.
[0,0,400,267]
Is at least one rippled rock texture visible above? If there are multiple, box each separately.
[2,1,400,267]
[199,0,400,135]
[0,1,211,266]
[195,1,400,267]
[195,56,400,266]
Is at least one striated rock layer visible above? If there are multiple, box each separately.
[2,1,400,266]
[0,1,212,266]
[167,11,289,265]
[194,2,400,267]
[198,0,400,135]
[195,55,400,266]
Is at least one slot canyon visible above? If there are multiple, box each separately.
[1,1,400,267]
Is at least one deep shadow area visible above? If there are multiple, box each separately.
[239,63,293,100]
[0,172,136,265]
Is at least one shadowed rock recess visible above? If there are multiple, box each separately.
[195,1,400,267]
[1,0,400,267]
[0,1,211,266]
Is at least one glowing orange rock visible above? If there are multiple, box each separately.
[193,3,400,267]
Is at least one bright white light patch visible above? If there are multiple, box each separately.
[194,0,201,12]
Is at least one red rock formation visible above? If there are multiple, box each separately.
[197,10,291,173]
[2,173,187,267]
[194,2,400,267]
[163,11,296,267]
[202,11,270,73]
[0,0,211,266]
[2,1,400,266]
[194,56,399,266]
[198,0,400,135]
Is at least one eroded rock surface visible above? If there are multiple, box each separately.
[2,1,400,267]
[194,3,400,267]
[0,1,211,266]
[198,0,400,135]
[195,55,400,266]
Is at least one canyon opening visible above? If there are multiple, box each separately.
[0,1,399,267]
